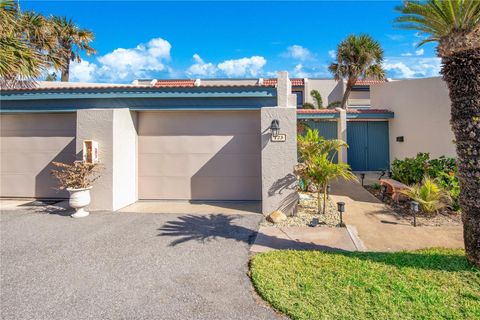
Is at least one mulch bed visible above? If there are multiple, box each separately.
[261,192,341,227]
[364,185,462,227]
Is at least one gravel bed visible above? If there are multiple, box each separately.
[261,192,340,227]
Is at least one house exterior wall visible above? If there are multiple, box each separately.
[304,79,344,107]
[370,77,455,161]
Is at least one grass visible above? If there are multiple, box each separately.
[250,249,480,320]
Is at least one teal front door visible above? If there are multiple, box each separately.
[347,121,389,171]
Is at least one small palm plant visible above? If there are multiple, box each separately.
[310,90,323,109]
[329,34,385,109]
[296,128,357,214]
[401,177,451,214]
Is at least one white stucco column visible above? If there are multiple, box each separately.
[76,108,138,211]
[260,72,298,216]
[336,107,348,163]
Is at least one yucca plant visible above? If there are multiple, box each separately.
[402,177,452,214]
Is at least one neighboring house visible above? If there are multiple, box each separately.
[0,74,455,213]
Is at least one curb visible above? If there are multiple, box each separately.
[346,224,367,251]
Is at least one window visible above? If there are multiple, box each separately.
[292,90,304,107]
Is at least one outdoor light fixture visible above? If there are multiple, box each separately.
[410,201,419,227]
[327,184,331,198]
[388,171,393,178]
[381,184,388,201]
[270,119,280,137]
[360,173,365,186]
[337,202,345,227]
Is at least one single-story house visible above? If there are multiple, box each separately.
[0,72,455,214]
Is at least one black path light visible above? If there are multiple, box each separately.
[360,173,365,186]
[327,184,331,198]
[381,184,388,201]
[337,202,345,227]
[270,119,280,137]
[410,201,419,227]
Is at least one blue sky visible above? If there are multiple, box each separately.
[23,1,442,83]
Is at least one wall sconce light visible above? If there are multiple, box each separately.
[410,201,419,227]
[270,119,280,137]
[337,201,345,227]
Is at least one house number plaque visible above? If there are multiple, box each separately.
[271,134,286,142]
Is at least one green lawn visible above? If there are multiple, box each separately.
[250,249,480,320]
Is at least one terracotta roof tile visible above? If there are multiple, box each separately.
[262,78,304,87]
[354,80,385,86]
[153,80,196,87]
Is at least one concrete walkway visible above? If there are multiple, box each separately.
[330,180,464,252]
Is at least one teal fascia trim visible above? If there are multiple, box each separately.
[346,113,394,119]
[0,87,276,101]
[0,106,263,114]
[297,113,339,119]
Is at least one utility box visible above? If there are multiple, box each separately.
[83,140,99,164]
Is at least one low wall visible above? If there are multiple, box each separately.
[371,77,456,161]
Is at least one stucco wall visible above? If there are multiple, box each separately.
[305,79,344,107]
[370,77,455,161]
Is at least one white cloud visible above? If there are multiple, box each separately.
[186,54,217,77]
[401,52,413,57]
[217,56,266,77]
[415,48,425,56]
[95,37,171,81]
[386,34,405,41]
[328,50,336,59]
[291,64,309,78]
[70,60,97,82]
[383,57,441,78]
[284,45,313,61]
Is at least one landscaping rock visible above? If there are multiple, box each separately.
[267,210,287,223]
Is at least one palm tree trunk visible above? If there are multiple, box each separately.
[441,47,480,267]
[61,49,71,82]
[322,183,328,215]
[341,80,354,109]
[317,188,322,214]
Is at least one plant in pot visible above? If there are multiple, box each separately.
[51,161,100,218]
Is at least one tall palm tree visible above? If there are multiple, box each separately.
[0,0,48,88]
[329,34,386,109]
[50,16,96,82]
[396,0,480,267]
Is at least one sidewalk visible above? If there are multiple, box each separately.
[329,180,464,251]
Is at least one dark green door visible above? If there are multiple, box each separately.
[347,121,389,171]
[303,120,338,162]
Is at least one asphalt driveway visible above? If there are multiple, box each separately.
[0,203,282,320]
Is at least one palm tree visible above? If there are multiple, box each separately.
[396,0,480,267]
[329,34,386,109]
[0,0,48,88]
[50,16,96,82]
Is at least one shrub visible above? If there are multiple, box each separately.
[401,177,451,214]
[391,153,460,210]
[302,102,315,109]
[310,90,323,108]
[372,182,381,190]
[51,161,100,190]
[327,101,341,109]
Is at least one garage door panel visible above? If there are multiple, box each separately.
[191,177,261,200]
[138,111,261,200]
[139,153,261,178]
[139,111,260,135]
[0,114,76,198]
[1,137,76,153]
[139,134,260,155]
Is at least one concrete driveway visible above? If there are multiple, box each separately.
[0,202,282,320]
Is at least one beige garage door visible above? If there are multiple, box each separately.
[1,113,77,198]
[138,111,261,200]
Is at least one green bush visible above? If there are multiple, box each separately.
[302,102,315,109]
[391,153,460,211]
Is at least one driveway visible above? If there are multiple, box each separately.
[0,202,282,320]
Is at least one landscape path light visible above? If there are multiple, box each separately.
[410,201,419,227]
[337,201,345,227]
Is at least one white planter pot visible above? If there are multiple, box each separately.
[67,187,92,218]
